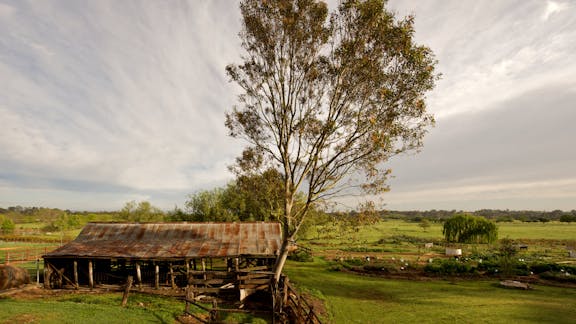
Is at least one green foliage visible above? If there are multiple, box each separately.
[1,216,15,234]
[185,188,236,222]
[442,213,498,244]
[424,259,475,275]
[288,248,314,262]
[185,168,288,222]
[419,218,431,232]
[119,201,165,222]
[498,238,518,277]
[228,168,285,221]
[377,234,431,244]
[560,214,576,222]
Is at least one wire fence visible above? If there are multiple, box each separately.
[0,246,60,265]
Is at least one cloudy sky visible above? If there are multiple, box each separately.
[1,0,574,212]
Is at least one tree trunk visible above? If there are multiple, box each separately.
[273,239,290,282]
[274,186,293,282]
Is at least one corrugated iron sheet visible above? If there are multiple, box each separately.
[44,222,282,260]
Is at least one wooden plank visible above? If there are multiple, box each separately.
[190,287,236,294]
[237,266,270,272]
[238,284,268,290]
[188,270,230,276]
[188,279,231,285]
[237,274,272,281]
[240,278,271,285]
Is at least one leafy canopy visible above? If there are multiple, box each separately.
[443,213,498,244]
[227,0,438,278]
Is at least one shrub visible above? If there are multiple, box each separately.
[288,249,313,262]
[530,262,562,274]
[424,259,474,275]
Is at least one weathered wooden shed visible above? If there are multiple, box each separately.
[43,222,282,291]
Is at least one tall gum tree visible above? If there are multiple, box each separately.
[226,0,438,281]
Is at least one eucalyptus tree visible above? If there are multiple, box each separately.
[226,0,438,280]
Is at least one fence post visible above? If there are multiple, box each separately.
[88,260,94,289]
[121,276,133,307]
[136,262,142,290]
[155,263,160,289]
[73,260,79,289]
[36,259,40,284]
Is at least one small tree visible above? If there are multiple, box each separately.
[443,213,498,244]
[419,218,431,232]
[498,237,518,277]
[227,0,438,281]
[119,201,165,222]
[1,217,15,235]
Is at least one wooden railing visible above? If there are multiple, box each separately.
[184,270,322,324]
[278,277,323,324]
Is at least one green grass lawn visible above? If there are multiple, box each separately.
[0,292,269,324]
[305,220,576,243]
[0,293,182,324]
[301,220,576,263]
[284,258,576,324]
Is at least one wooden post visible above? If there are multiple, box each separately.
[185,259,190,285]
[73,260,79,289]
[155,263,159,289]
[201,258,206,280]
[36,259,40,285]
[283,277,289,307]
[169,263,176,289]
[136,262,142,290]
[235,257,240,271]
[43,259,50,289]
[88,260,94,289]
[210,299,219,322]
[121,276,133,307]
[185,285,194,314]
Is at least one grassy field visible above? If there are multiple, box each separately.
[288,220,576,323]
[285,258,576,324]
[0,293,182,324]
[305,220,576,242]
[0,291,269,324]
[2,220,575,323]
[301,220,576,263]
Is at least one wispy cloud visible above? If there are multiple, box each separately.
[0,1,243,208]
[1,0,574,211]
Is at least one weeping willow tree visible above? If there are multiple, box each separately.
[443,213,498,244]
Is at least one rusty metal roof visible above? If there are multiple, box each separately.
[44,222,282,260]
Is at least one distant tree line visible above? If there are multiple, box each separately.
[379,209,576,223]
[2,202,575,233]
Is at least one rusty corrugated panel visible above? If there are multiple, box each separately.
[44,222,282,260]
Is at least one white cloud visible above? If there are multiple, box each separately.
[543,1,569,21]
[0,0,243,204]
[1,0,575,211]
[389,0,576,119]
